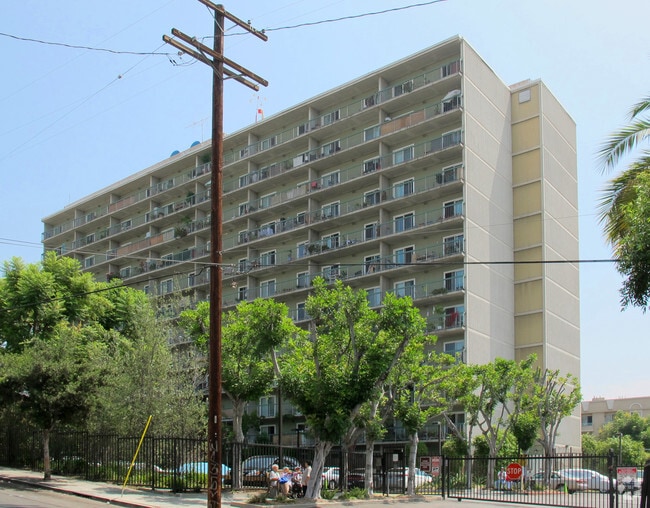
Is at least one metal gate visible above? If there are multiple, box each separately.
[442,454,630,508]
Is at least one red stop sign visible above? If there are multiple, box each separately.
[506,462,523,480]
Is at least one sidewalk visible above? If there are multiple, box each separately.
[0,466,228,508]
[0,467,429,508]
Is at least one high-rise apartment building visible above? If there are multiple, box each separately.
[42,36,580,450]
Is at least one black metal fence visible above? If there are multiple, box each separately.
[0,427,637,508]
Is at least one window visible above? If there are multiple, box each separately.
[296,302,307,321]
[239,174,250,188]
[365,254,381,274]
[160,279,173,295]
[297,272,310,288]
[259,396,276,418]
[322,233,340,249]
[364,190,381,206]
[260,279,276,298]
[604,413,615,424]
[393,145,414,165]
[237,286,248,302]
[121,219,132,231]
[443,234,464,256]
[443,199,463,219]
[85,233,95,245]
[441,60,460,78]
[84,256,95,268]
[394,212,415,233]
[444,269,464,291]
[188,272,196,287]
[259,222,275,237]
[238,230,249,244]
[322,109,340,125]
[239,203,251,216]
[363,94,376,108]
[259,193,275,209]
[394,279,415,298]
[444,340,465,361]
[143,285,150,295]
[436,164,462,184]
[323,264,340,282]
[321,140,341,156]
[366,287,381,307]
[239,147,249,158]
[519,89,531,103]
[582,415,593,426]
[119,266,131,279]
[364,125,380,141]
[260,136,277,150]
[162,253,173,267]
[297,123,308,135]
[297,242,308,259]
[322,171,340,187]
[394,246,414,265]
[364,223,378,241]
[442,130,462,148]
[442,90,461,112]
[321,202,340,219]
[393,79,413,97]
[393,178,414,198]
[363,157,381,174]
[445,305,464,328]
[259,250,276,267]
[296,211,306,225]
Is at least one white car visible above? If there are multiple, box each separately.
[556,468,614,493]
[322,466,340,489]
[386,467,433,489]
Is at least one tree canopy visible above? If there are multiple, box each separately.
[598,95,650,309]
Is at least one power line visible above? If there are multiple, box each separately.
[260,0,449,32]
[0,31,172,56]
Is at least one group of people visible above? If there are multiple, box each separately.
[269,461,311,498]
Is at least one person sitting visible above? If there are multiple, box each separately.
[279,467,292,496]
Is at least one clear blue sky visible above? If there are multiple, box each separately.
[1,0,648,400]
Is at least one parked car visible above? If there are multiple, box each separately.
[177,461,231,476]
[385,467,433,490]
[346,468,367,489]
[556,468,614,493]
[322,466,340,489]
[530,471,562,490]
[241,455,300,486]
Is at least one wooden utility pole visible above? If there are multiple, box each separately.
[163,4,267,507]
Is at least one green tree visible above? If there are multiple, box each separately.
[179,298,305,488]
[459,356,535,486]
[391,345,456,494]
[89,302,207,437]
[531,368,581,457]
[0,253,143,351]
[598,95,650,309]
[598,411,650,448]
[276,279,423,498]
[0,323,111,479]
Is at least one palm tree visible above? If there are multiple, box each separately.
[597,95,650,308]
[597,96,650,250]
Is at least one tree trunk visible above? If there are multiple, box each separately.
[231,400,246,489]
[365,440,375,495]
[407,432,418,495]
[306,441,332,499]
[43,429,51,480]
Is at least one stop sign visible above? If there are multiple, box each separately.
[506,462,523,480]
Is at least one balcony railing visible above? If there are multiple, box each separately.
[43,162,211,241]
[223,59,461,166]
[224,102,462,195]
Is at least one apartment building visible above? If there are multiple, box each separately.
[42,36,580,450]
[581,396,650,437]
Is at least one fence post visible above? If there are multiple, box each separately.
[607,448,615,508]
[441,456,446,499]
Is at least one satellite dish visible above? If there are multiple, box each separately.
[191,141,200,147]
[170,150,180,157]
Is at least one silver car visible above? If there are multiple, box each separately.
[556,468,614,493]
